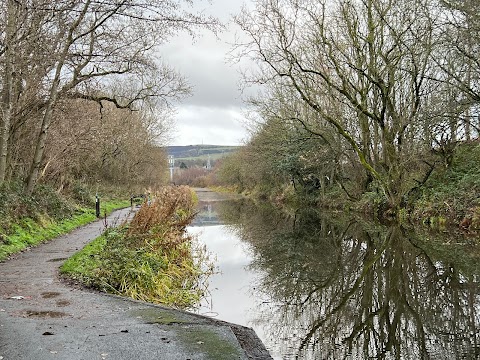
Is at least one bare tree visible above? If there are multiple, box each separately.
[0,0,54,183]
[436,0,480,139]
[23,0,218,193]
[235,0,439,210]
[1,0,218,192]
[40,97,171,192]
[0,0,17,183]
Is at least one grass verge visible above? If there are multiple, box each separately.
[0,199,130,262]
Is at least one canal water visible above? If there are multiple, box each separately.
[189,190,480,359]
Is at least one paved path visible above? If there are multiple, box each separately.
[0,206,271,360]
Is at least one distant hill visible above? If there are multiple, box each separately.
[166,145,240,160]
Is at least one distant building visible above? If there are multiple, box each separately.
[206,155,211,170]
[168,155,174,181]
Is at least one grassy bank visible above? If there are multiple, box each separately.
[0,181,130,261]
[61,186,213,309]
[0,200,129,262]
[410,142,480,230]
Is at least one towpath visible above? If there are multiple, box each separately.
[0,203,271,359]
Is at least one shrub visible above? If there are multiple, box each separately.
[412,143,480,224]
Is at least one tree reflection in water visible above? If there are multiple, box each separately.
[218,200,480,359]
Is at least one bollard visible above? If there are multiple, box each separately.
[95,195,100,218]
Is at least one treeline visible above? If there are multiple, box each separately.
[0,0,217,195]
[17,99,169,192]
[220,0,480,217]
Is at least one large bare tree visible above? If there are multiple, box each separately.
[0,0,218,192]
[235,0,439,209]
[436,0,480,140]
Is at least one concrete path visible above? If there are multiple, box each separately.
[0,206,271,360]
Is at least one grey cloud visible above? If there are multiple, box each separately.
[171,105,248,146]
[162,31,244,108]
[160,0,253,145]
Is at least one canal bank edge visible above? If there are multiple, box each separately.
[106,293,273,359]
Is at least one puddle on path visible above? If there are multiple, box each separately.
[24,310,67,318]
[41,292,60,299]
[56,299,70,307]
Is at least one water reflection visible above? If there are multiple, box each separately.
[192,202,221,226]
[189,200,261,330]
[217,200,480,359]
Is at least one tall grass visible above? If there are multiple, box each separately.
[62,186,214,309]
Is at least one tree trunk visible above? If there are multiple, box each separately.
[0,0,17,184]
[25,1,82,194]
[25,56,64,193]
[25,117,48,192]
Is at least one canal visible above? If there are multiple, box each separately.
[189,189,480,359]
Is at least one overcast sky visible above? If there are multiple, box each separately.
[161,0,253,146]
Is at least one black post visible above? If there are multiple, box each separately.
[95,195,100,218]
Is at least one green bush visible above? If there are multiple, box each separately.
[0,181,75,225]
[412,143,480,224]
[71,181,95,205]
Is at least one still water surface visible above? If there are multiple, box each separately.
[189,195,480,359]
